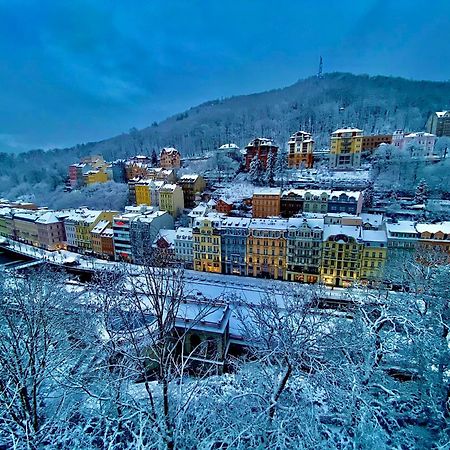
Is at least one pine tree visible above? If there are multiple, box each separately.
[364,182,374,208]
[265,151,275,186]
[151,149,158,166]
[415,179,428,205]
[249,155,263,185]
[274,149,287,187]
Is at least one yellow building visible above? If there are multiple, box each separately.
[159,184,184,218]
[75,210,117,251]
[360,230,387,283]
[330,127,363,169]
[288,130,314,168]
[246,218,288,280]
[321,225,364,287]
[83,169,109,185]
[193,215,222,273]
[135,182,151,206]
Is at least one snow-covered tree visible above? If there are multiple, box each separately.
[415,179,429,204]
[274,148,288,187]
[364,181,375,207]
[249,155,263,185]
[265,150,275,186]
[151,149,158,166]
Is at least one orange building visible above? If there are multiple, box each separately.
[288,131,314,168]
[416,222,450,263]
[216,199,233,215]
[252,188,281,218]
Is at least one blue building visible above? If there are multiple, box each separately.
[327,191,363,215]
[220,217,251,275]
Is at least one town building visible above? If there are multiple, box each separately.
[159,184,185,218]
[252,188,281,218]
[152,229,176,262]
[416,222,450,263]
[193,215,222,273]
[321,224,364,287]
[427,111,450,137]
[329,127,363,169]
[68,155,109,188]
[160,147,181,169]
[244,138,279,171]
[361,134,392,152]
[130,211,174,263]
[178,174,206,208]
[392,130,437,158]
[174,227,193,268]
[246,218,288,280]
[134,180,165,206]
[286,217,324,283]
[83,169,109,185]
[216,198,234,215]
[36,212,66,250]
[287,130,314,168]
[220,217,251,276]
[90,220,110,257]
[13,211,41,246]
[361,230,388,283]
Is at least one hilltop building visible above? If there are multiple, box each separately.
[244,138,279,171]
[287,131,314,168]
[427,111,450,137]
[329,127,363,169]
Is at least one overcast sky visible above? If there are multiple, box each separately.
[1,0,449,153]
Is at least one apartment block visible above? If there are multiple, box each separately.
[252,188,281,218]
[329,127,363,169]
[287,130,314,168]
[193,215,222,273]
[244,138,279,171]
[159,184,185,218]
[220,217,251,275]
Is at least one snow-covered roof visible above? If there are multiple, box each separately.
[246,137,276,147]
[101,228,113,238]
[416,222,450,235]
[160,183,179,192]
[91,220,110,234]
[160,147,179,155]
[175,301,231,334]
[385,221,418,236]
[218,143,239,150]
[323,224,362,241]
[405,132,436,138]
[362,229,387,244]
[220,217,252,228]
[282,189,361,200]
[179,174,200,181]
[253,187,281,196]
[360,213,384,227]
[332,127,363,135]
[249,218,289,231]
[175,227,193,240]
[155,229,176,246]
[35,211,60,225]
[286,217,324,230]
[435,111,450,117]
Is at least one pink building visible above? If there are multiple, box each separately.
[392,130,436,159]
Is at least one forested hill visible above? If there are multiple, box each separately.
[1,72,450,199]
[67,71,450,159]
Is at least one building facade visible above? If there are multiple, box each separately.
[252,188,281,218]
[287,130,314,168]
[329,127,363,169]
[220,217,251,276]
[193,215,222,273]
[392,130,437,158]
[178,174,206,208]
[160,147,181,169]
[159,184,185,218]
[427,111,450,137]
[246,219,288,280]
[286,217,324,283]
[244,138,279,171]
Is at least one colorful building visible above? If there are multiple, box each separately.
[361,230,387,283]
[159,184,184,218]
[330,127,363,169]
[83,169,109,185]
[252,188,281,218]
[36,212,66,250]
[193,215,222,273]
[244,138,279,171]
[286,217,324,283]
[287,130,314,168]
[416,222,450,263]
[361,134,392,152]
[220,217,251,276]
[246,218,288,280]
[321,225,364,287]
[174,227,193,268]
[178,174,206,208]
[160,147,181,169]
[392,130,437,158]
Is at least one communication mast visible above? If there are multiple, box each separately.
[318,56,323,79]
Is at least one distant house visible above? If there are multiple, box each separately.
[288,130,314,168]
[178,174,206,208]
[244,138,278,171]
[329,127,363,169]
[216,198,233,215]
[427,111,450,137]
[392,130,436,158]
[160,147,181,169]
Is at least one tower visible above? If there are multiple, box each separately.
[318,56,323,79]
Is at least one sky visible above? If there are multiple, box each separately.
[1,0,449,153]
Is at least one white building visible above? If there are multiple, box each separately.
[174,227,193,268]
[392,130,436,158]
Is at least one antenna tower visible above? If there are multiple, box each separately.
[318,56,323,79]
